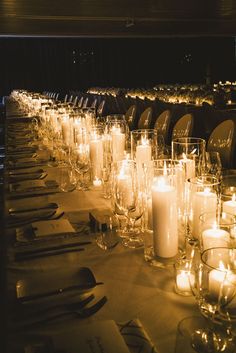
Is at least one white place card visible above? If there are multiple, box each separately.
[32,219,76,237]
[53,320,130,353]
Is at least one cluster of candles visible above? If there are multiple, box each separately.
[12,90,236,298]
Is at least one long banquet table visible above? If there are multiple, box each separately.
[3,100,200,353]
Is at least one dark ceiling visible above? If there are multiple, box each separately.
[1,0,236,37]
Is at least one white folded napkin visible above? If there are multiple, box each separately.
[117,319,159,353]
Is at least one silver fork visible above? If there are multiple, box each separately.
[17,295,107,329]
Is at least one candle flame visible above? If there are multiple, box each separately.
[141,136,149,146]
[203,187,211,194]
[219,261,227,271]
[190,148,197,155]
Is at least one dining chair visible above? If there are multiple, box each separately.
[125,104,137,130]
[137,107,153,129]
[207,119,236,169]
[171,113,194,140]
[153,109,171,143]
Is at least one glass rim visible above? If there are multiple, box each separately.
[187,175,220,186]
[147,159,182,173]
[171,137,206,144]
[131,128,157,134]
[199,211,236,225]
[201,247,235,271]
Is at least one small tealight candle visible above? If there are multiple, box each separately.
[93,177,102,187]
[174,260,194,296]
[208,263,236,302]
[223,194,236,215]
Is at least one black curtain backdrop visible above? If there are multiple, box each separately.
[0,37,235,97]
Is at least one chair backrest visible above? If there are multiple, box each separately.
[69,95,73,103]
[73,96,78,106]
[77,96,83,108]
[125,104,137,130]
[91,98,97,109]
[207,119,236,169]
[97,100,105,116]
[153,109,171,143]
[82,97,89,108]
[171,113,194,140]
[137,107,153,129]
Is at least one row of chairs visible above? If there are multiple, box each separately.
[45,91,236,169]
[125,105,236,169]
[45,91,107,117]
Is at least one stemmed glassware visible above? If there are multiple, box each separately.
[205,151,222,181]
[70,143,90,190]
[112,159,144,248]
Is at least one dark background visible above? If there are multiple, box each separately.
[0,37,235,96]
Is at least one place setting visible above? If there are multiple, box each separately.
[10,214,94,261]
[9,266,107,331]
[7,179,60,198]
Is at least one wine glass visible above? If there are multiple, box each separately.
[70,144,91,190]
[189,247,236,353]
[205,151,222,181]
[95,214,119,250]
[113,159,144,248]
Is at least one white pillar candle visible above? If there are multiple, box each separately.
[73,119,83,145]
[179,155,195,180]
[89,136,103,180]
[136,139,152,165]
[152,178,178,258]
[116,173,133,209]
[111,128,125,162]
[202,228,230,250]
[223,194,236,215]
[61,116,71,145]
[192,188,217,239]
[147,197,153,230]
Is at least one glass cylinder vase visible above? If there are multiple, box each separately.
[186,175,221,244]
[143,159,182,267]
[171,137,206,179]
